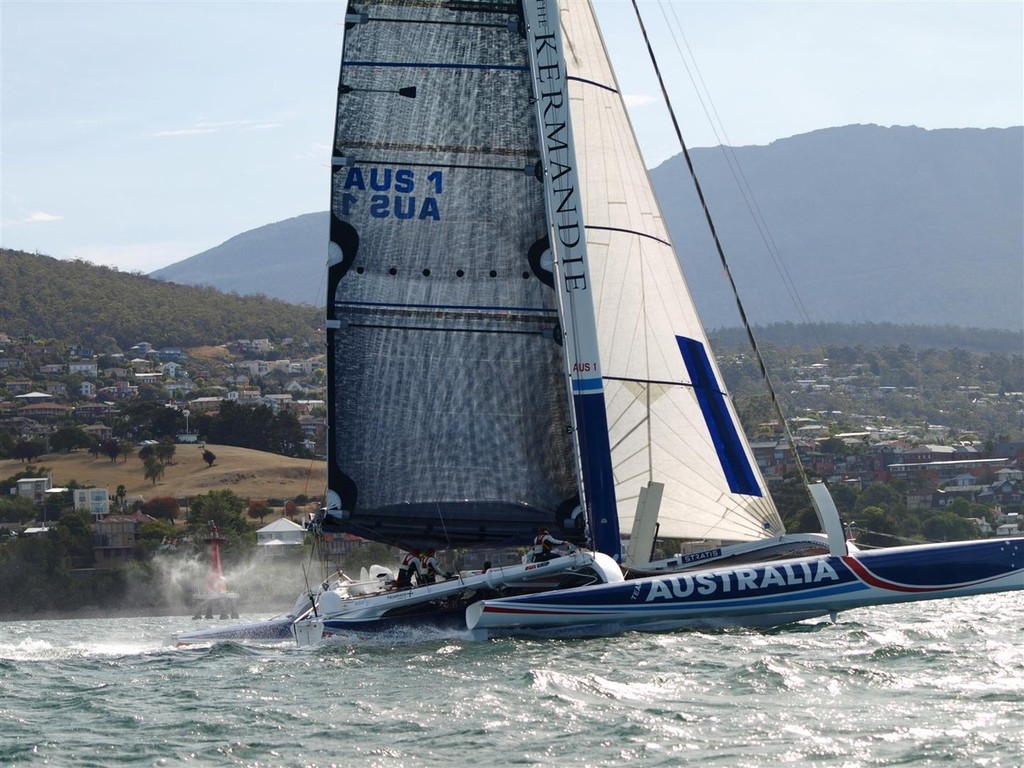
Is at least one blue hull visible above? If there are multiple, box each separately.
[468,538,1024,633]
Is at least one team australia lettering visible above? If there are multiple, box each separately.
[339,166,442,221]
[644,561,841,602]
[531,22,586,293]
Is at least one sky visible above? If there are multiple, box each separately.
[2,0,1021,274]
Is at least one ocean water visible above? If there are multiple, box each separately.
[1,593,1021,768]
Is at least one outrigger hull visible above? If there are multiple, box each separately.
[291,551,624,645]
[467,538,1024,635]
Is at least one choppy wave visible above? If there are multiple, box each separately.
[1,595,1022,767]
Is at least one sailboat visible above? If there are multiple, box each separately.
[183,0,1021,645]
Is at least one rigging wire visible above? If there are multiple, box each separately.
[654,2,814,328]
[628,0,815,496]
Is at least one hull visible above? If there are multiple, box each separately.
[467,538,1024,635]
[291,551,624,644]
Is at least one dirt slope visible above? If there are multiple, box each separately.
[1,444,325,503]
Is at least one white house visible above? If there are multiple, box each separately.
[256,518,306,557]
[74,487,110,519]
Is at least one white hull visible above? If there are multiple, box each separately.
[290,550,623,645]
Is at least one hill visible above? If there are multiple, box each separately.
[149,125,1023,331]
[151,213,327,308]
[0,249,320,350]
[0,444,325,505]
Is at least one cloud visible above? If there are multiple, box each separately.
[27,211,63,223]
[623,93,659,109]
[155,119,282,137]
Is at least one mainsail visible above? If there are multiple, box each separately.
[323,2,582,550]
[322,0,783,554]
[557,2,783,543]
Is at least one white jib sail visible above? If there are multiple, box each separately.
[558,1,784,543]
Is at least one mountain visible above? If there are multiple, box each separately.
[151,212,327,308]
[150,125,1024,331]
[0,249,320,350]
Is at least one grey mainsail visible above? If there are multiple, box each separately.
[323,1,582,549]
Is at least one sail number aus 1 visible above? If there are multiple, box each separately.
[338,166,442,221]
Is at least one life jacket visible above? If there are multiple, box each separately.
[533,533,551,555]
[396,552,421,586]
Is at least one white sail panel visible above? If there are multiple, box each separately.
[559,2,783,542]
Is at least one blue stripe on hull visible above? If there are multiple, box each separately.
[471,538,1024,631]
[676,336,761,496]
[573,390,620,560]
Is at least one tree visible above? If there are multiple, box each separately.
[138,444,154,461]
[137,519,175,555]
[142,496,179,520]
[115,484,127,510]
[0,495,35,525]
[202,448,216,467]
[143,455,165,485]
[54,509,96,566]
[154,439,176,465]
[101,438,121,463]
[50,426,92,453]
[186,490,248,535]
[922,511,978,542]
[247,499,269,524]
[12,440,46,463]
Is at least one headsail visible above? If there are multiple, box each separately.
[558,2,784,543]
[323,1,583,550]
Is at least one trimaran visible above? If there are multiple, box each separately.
[174,0,1022,647]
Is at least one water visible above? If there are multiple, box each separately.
[1,594,1021,767]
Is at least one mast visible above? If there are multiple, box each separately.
[523,0,621,560]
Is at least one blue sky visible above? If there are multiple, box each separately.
[2,1,1021,273]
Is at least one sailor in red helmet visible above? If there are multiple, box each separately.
[527,527,570,563]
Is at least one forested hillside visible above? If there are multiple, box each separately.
[0,250,319,350]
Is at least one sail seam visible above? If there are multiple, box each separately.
[343,60,527,72]
[336,300,557,314]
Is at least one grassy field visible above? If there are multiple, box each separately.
[1,443,325,504]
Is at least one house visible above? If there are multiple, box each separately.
[18,402,73,419]
[73,487,109,519]
[75,401,115,420]
[68,361,98,378]
[256,518,307,557]
[16,476,52,504]
[187,396,226,414]
[82,423,113,442]
[93,512,156,566]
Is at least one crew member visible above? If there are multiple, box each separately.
[395,550,425,588]
[527,527,571,562]
[422,549,453,583]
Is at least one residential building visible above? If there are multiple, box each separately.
[74,487,110,519]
